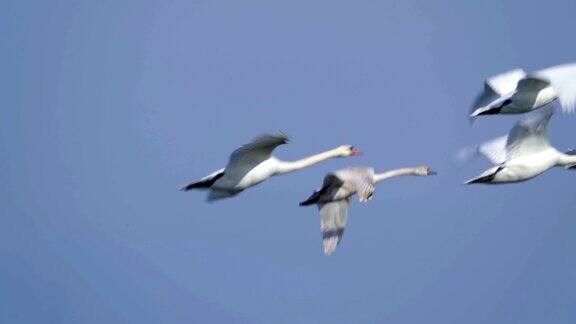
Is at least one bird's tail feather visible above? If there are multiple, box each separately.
[464,166,503,184]
[299,190,322,206]
[181,169,225,191]
[207,190,238,202]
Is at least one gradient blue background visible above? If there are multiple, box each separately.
[2,1,576,323]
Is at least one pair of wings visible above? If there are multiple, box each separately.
[478,105,555,165]
[317,167,376,255]
[472,64,576,114]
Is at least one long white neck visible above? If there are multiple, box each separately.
[275,148,342,174]
[373,168,421,183]
[557,152,576,167]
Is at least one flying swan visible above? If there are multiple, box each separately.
[181,133,362,201]
[465,105,576,184]
[299,166,436,255]
[470,63,576,118]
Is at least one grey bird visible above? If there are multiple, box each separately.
[300,166,436,255]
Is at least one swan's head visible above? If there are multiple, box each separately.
[337,145,362,157]
[414,166,436,176]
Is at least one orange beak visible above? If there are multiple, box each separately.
[351,147,363,156]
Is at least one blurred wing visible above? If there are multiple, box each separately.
[200,168,226,181]
[470,69,526,120]
[478,135,508,165]
[486,68,526,96]
[556,81,576,113]
[516,76,551,93]
[535,63,576,113]
[333,167,376,202]
[207,189,238,202]
[319,198,351,255]
[227,133,289,168]
[470,83,500,116]
[453,145,480,168]
[506,105,555,159]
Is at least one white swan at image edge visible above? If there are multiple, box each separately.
[470,63,576,118]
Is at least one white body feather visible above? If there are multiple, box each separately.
[212,157,280,191]
[490,149,561,183]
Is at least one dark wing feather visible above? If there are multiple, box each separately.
[226,133,289,169]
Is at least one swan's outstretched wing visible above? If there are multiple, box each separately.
[471,83,500,117]
[515,76,551,93]
[470,105,554,164]
[333,167,376,202]
[534,63,576,113]
[319,198,351,255]
[478,136,508,165]
[470,69,526,117]
[505,105,555,159]
[486,68,527,95]
[227,133,289,168]
[457,136,506,167]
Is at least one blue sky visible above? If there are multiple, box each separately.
[2,0,576,323]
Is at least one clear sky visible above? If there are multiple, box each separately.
[2,1,576,323]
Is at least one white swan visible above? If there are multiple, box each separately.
[299,166,436,255]
[470,63,576,118]
[181,133,362,202]
[465,105,576,184]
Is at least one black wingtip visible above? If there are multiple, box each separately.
[278,131,290,144]
[299,197,318,206]
[180,184,195,191]
[299,189,322,206]
[180,171,225,191]
[180,181,207,191]
[465,166,503,184]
